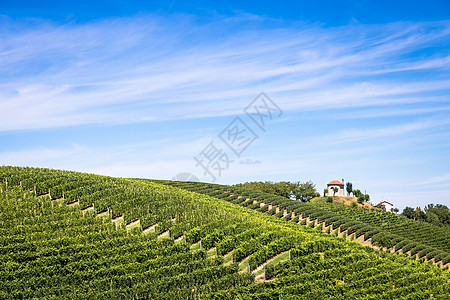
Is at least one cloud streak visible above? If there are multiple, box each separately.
[0,16,449,131]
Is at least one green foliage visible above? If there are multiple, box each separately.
[353,189,363,198]
[346,182,353,196]
[357,196,365,204]
[332,186,339,196]
[3,166,443,299]
[402,206,415,219]
[233,180,318,202]
[326,196,333,203]
[424,204,450,227]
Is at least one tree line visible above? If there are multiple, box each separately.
[402,204,450,227]
[233,181,320,202]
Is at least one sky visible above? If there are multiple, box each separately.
[1,0,450,209]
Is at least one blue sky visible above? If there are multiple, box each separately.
[1,1,450,209]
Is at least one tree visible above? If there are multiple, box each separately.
[415,207,426,221]
[235,180,318,202]
[353,189,363,198]
[393,208,399,213]
[346,182,353,196]
[323,188,328,197]
[291,181,318,202]
[424,204,450,226]
[402,206,415,219]
[332,187,339,196]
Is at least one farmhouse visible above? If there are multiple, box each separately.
[327,180,345,196]
[376,201,394,212]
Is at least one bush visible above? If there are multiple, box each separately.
[434,253,447,263]
[275,211,285,218]
[348,223,365,235]
[300,219,307,225]
[326,196,333,203]
[354,227,371,239]
[351,202,358,208]
[425,250,442,261]
[267,207,277,215]
[401,243,418,254]
[282,213,292,222]
[417,248,433,259]
[443,255,450,265]
[363,229,380,241]
[410,245,426,256]
[316,223,323,231]
[371,232,398,248]
[257,204,269,213]
[394,240,410,252]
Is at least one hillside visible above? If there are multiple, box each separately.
[155,180,450,265]
[1,167,450,299]
[310,196,374,209]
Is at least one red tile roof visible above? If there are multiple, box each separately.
[377,201,393,206]
[327,180,344,185]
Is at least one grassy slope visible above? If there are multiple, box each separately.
[311,196,374,209]
[0,166,449,299]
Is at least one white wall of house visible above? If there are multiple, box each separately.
[327,185,344,196]
[381,202,393,212]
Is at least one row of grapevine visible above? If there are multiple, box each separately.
[1,166,450,299]
[156,179,450,267]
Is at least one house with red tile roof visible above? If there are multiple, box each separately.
[327,180,345,196]
[376,201,394,212]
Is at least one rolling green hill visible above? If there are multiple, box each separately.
[1,166,450,299]
[155,180,450,265]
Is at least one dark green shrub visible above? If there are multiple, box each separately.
[425,250,442,261]
[410,245,426,256]
[417,248,433,259]
[434,253,447,263]
[402,243,418,253]
[443,255,450,265]
[394,240,410,252]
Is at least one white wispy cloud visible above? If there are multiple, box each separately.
[0,16,449,131]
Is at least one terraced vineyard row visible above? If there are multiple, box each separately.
[154,180,450,267]
[1,166,450,299]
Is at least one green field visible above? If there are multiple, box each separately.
[157,179,450,265]
[1,166,450,299]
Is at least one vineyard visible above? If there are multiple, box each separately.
[153,180,450,267]
[1,166,450,299]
